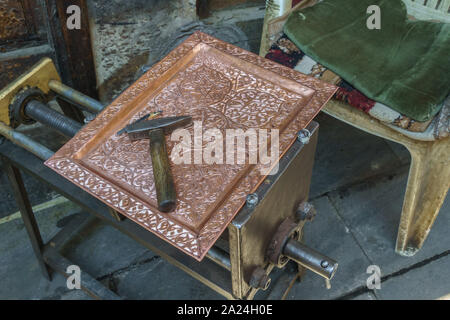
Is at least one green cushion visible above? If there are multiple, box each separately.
[284,0,450,121]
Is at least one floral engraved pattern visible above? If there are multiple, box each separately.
[224,90,281,128]
[45,32,337,261]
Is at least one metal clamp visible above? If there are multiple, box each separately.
[9,87,46,127]
[266,217,301,268]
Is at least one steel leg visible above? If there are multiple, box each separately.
[3,159,51,280]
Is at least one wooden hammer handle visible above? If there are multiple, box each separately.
[148,128,176,212]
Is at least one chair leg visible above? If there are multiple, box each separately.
[396,138,450,256]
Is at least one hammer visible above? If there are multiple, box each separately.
[121,115,192,212]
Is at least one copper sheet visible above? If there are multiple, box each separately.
[45,32,336,261]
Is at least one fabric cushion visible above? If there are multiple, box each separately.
[266,34,438,133]
[283,0,450,121]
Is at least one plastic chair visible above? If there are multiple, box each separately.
[260,0,450,256]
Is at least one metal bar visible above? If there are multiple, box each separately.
[43,246,122,300]
[206,246,231,271]
[2,159,51,280]
[2,120,233,275]
[49,80,104,113]
[24,100,82,138]
[283,239,338,280]
[0,45,53,62]
[0,140,234,299]
[47,212,97,251]
[0,121,121,224]
[0,122,53,160]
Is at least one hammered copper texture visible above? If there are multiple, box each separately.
[45,32,337,260]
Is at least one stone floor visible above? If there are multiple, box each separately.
[0,112,448,300]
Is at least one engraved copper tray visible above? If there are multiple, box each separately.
[45,32,336,260]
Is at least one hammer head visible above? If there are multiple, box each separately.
[125,115,192,141]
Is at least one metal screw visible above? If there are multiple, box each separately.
[321,260,329,268]
[246,193,259,208]
[83,113,96,124]
[296,202,316,222]
[24,100,82,138]
[297,129,311,144]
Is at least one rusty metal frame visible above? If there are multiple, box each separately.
[0,120,318,300]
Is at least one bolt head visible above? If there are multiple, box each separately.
[246,193,258,208]
[321,260,329,268]
[296,202,316,221]
[297,129,311,144]
[84,113,96,124]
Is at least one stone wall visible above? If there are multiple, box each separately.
[87,0,197,101]
[87,0,264,102]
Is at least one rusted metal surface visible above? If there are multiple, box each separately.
[0,0,47,52]
[0,0,28,41]
[45,32,336,260]
[266,217,300,267]
[1,0,95,123]
[0,55,42,91]
[249,267,271,290]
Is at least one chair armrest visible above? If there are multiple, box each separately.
[260,0,318,56]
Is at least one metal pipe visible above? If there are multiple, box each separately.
[0,122,53,160]
[24,100,82,138]
[206,246,231,271]
[48,80,104,114]
[283,239,338,280]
